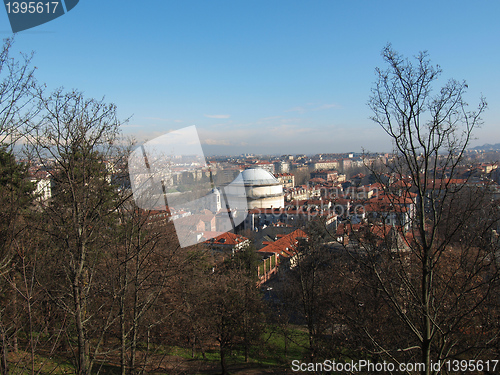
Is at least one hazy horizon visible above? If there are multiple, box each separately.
[3,1,499,155]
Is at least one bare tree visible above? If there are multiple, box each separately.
[344,44,500,374]
[0,147,36,374]
[279,222,341,361]
[108,202,181,375]
[179,257,265,375]
[29,89,122,375]
[0,37,39,147]
[0,39,39,362]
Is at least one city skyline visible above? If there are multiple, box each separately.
[2,0,499,155]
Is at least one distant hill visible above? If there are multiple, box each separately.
[470,143,500,151]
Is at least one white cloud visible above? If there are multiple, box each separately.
[269,124,309,135]
[126,130,170,144]
[285,102,341,113]
[259,116,282,121]
[140,117,184,124]
[285,106,306,113]
[201,138,231,146]
[204,114,231,119]
[143,117,171,121]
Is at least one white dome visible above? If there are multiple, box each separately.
[239,168,280,186]
[224,168,284,209]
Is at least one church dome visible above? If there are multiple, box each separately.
[239,168,281,186]
[224,168,284,209]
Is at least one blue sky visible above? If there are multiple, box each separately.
[2,0,499,155]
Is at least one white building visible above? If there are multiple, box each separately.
[225,168,284,209]
[206,187,222,213]
[30,171,54,201]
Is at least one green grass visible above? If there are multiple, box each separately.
[259,326,309,364]
[8,326,311,374]
[166,325,310,367]
[167,345,220,362]
[8,351,77,375]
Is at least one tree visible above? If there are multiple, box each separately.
[279,222,340,361]
[351,44,500,374]
[0,147,35,374]
[0,37,38,147]
[29,89,122,375]
[221,243,264,362]
[206,269,264,375]
[107,201,181,375]
[179,252,265,375]
[0,147,34,270]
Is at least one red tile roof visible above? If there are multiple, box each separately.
[258,229,308,257]
[205,232,249,246]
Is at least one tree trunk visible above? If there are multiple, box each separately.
[129,260,140,375]
[120,252,129,375]
[120,297,126,375]
[220,345,228,375]
[421,253,432,375]
[0,330,8,375]
[73,281,88,375]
